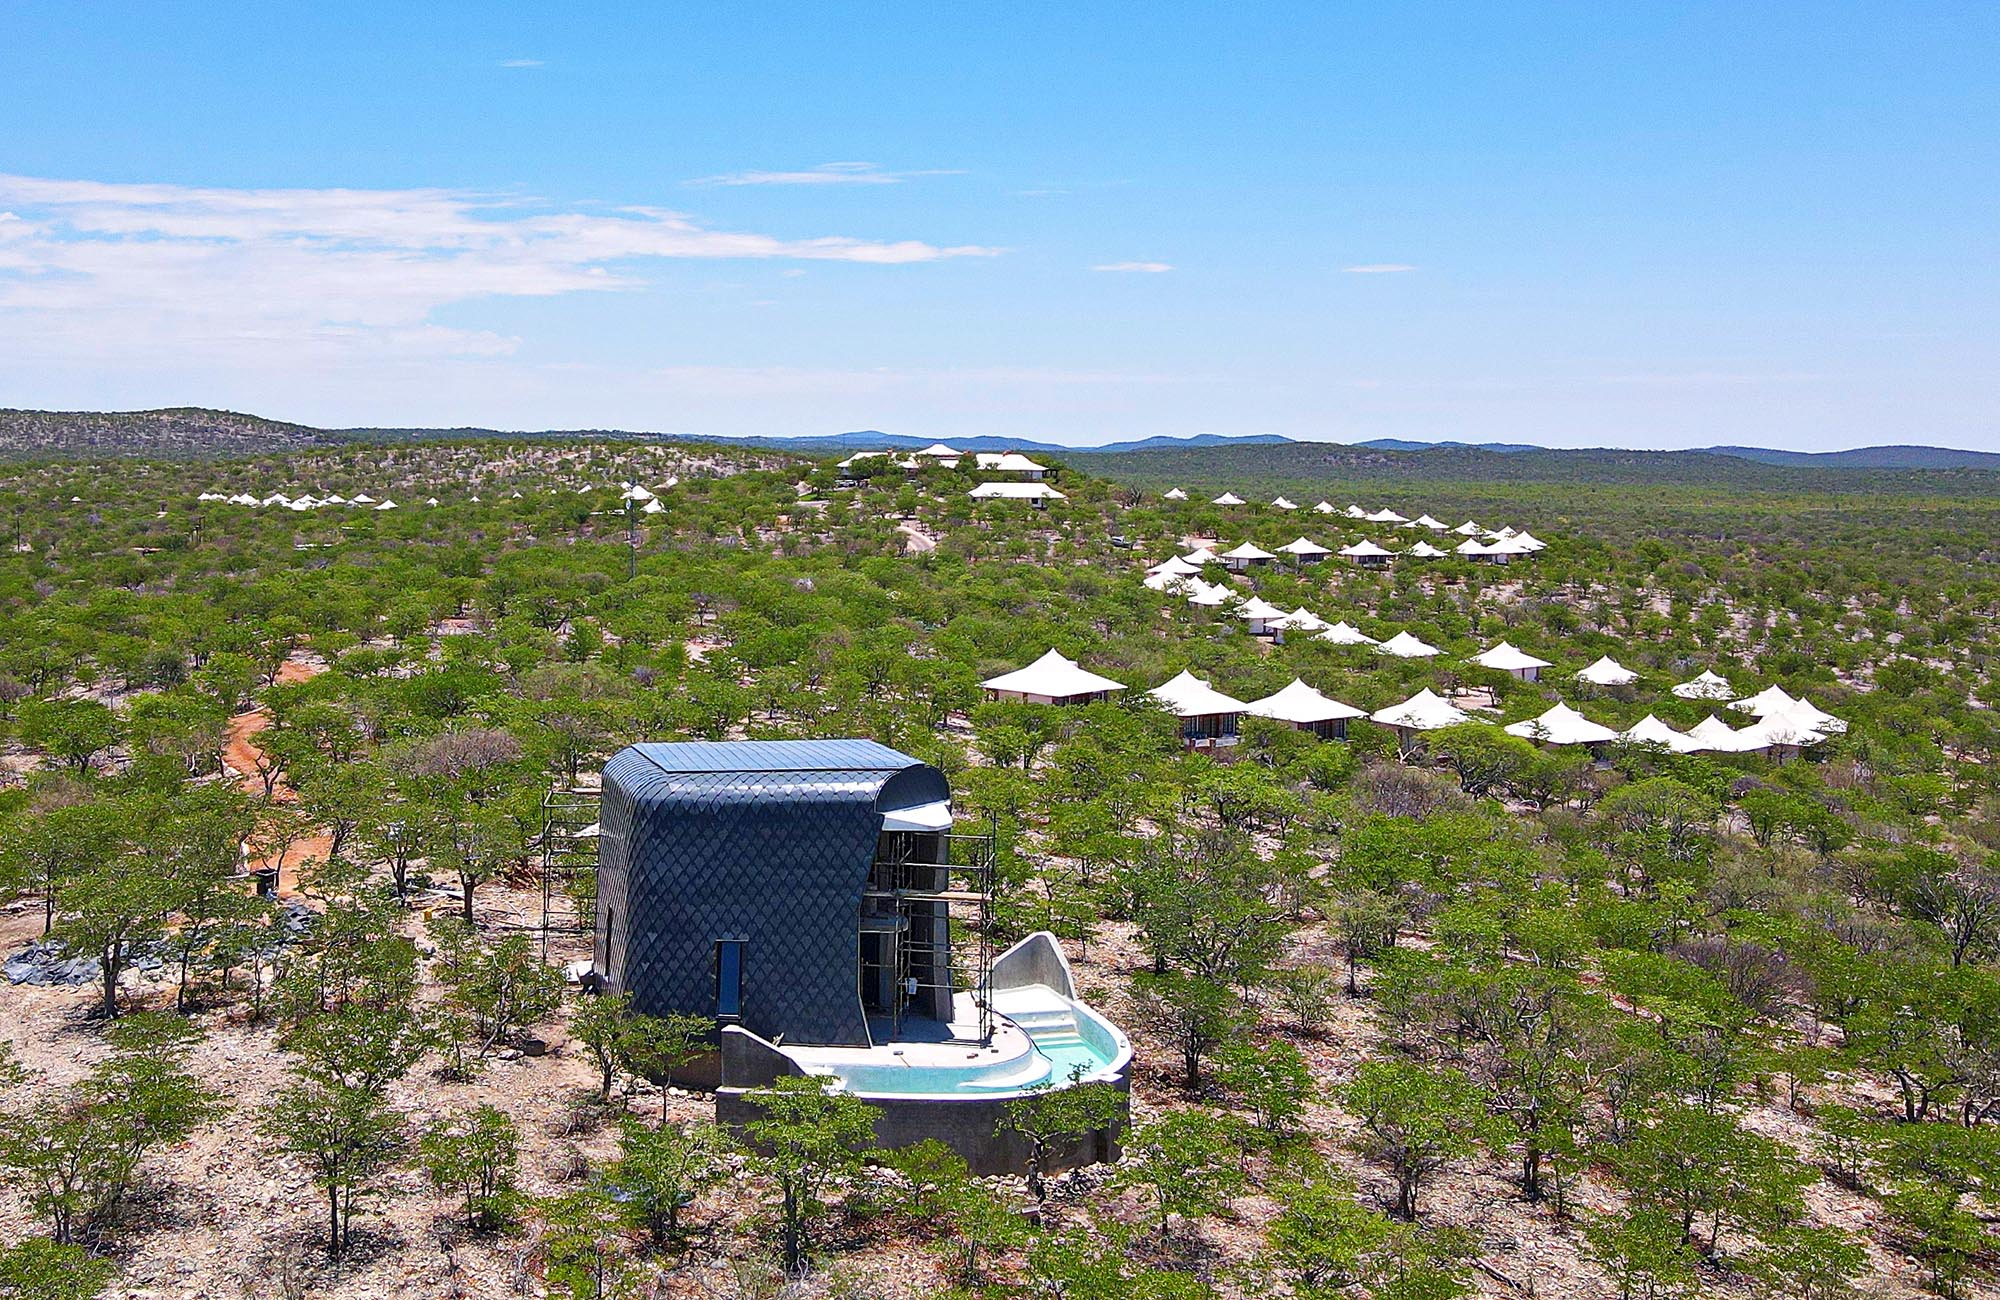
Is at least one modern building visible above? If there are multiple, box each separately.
[594,739,1129,1173]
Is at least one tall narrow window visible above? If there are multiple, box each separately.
[715,940,744,1019]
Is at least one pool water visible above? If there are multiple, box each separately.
[803,995,1128,1098]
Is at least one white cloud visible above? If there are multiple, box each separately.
[498,58,544,68]
[1341,263,1417,274]
[0,173,998,365]
[686,162,964,188]
[1091,261,1173,273]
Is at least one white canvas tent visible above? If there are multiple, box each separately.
[1246,678,1366,738]
[1234,596,1289,636]
[1276,536,1332,562]
[1453,521,1484,536]
[1212,492,1246,506]
[1471,641,1553,681]
[1364,507,1409,524]
[1370,689,1471,741]
[1729,685,1799,717]
[1147,670,1249,748]
[1671,670,1735,701]
[969,482,1066,505]
[1406,541,1448,558]
[1576,656,1639,687]
[1686,714,1755,753]
[1506,702,1618,747]
[1621,714,1701,753]
[1377,631,1441,659]
[1312,501,1338,514]
[982,650,1127,705]
[1339,539,1395,567]
[1343,505,1367,519]
[1407,514,1449,531]
[1219,541,1277,571]
[1316,621,1380,647]
[1163,488,1188,500]
[1270,496,1298,510]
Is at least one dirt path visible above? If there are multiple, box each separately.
[224,658,328,895]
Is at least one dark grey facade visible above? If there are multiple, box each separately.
[595,739,951,1048]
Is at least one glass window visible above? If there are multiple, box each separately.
[715,940,743,1019]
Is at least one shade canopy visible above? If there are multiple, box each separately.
[1671,670,1735,701]
[981,649,1127,700]
[1246,678,1366,725]
[1212,492,1246,505]
[1471,641,1553,673]
[1506,702,1618,746]
[1377,631,1441,658]
[1148,670,1249,718]
[1370,689,1470,731]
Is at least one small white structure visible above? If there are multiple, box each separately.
[1672,670,1735,701]
[1471,641,1553,682]
[351,492,376,505]
[1163,488,1189,501]
[1339,539,1395,568]
[1621,714,1701,753]
[1364,507,1409,524]
[1270,607,1331,634]
[1181,545,1220,566]
[1406,541,1448,559]
[1454,538,1495,560]
[916,442,965,459]
[1506,702,1619,748]
[1513,531,1549,552]
[1782,698,1847,736]
[1370,689,1472,745]
[1316,621,1380,647]
[1147,555,1204,578]
[982,650,1127,706]
[642,498,665,515]
[837,450,889,471]
[1234,596,1290,637]
[375,499,399,510]
[1212,492,1246,506]
[969,482,1067,507]
[1312,501,1338,514]
[1729,685,1799,717]
[1276,536,1332,564]
[1343,505,1367,519]
[1453,520,1484,536]
[974,452,1048,478]
[426,497,440,506]
[1270,496,1298,510]
[1246,678,1366,739]
[1686,715,1755,753]
[1407,514,1449,531]
[1183,579,1235,608]
[1377,631,1441,659]
[1576,656,1639,687]
[1219,541,1278,572]
[1148,670,1249,749]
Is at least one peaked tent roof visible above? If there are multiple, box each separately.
[1472,641,1554,673]
[975,452,1048,472]
[1277,536,1332,556]
[1219,541,1277,561]
[1181,545,1220,564]
[1316,621,1380,646]
[1163,487,1188,500]
[1671,670,1736,701]
[1343,505,1367,518]
[1377,631,1441,658]
[1147,555,1203,576]
[1406,541,1449,558]
[969,482,1066,500]
[1312,501,1338,513]
[981,649,1127,698]
[915,442,964,457]
[1339,539,1395,558]
[1234,596,1289,620]
[1185,579,1234,607]
[1270,496,1298,510]
[1370,688,1470,731]
[1408,514,1449,530]
[1147,670,1250,717]
[1246,678,1366,724]
[1622,714,1701,753]
[1212,492,1246,505]
[1784,697,1848,735]
[1364,507,1409,523]
[1506,701,1619,746]
[1453,520,1484,535]
[1269,607,1330,632]
[1576,655,1638,686]
[1730,685,1799,717]
[1686,714,1755,752]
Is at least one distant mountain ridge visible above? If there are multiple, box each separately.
[0,406,1993,471]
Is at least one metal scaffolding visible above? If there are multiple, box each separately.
[538,782,600,957]
[861,817,998,1044]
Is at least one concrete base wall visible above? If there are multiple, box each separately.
[717,1071,1128,1178]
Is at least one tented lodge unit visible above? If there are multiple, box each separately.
[1245,678,1366,739]
[1148,670,1249,749]
[980,649,1128,706]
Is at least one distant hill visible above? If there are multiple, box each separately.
[0,407,337,458]
[1350,437,1544,454]
[1704,444,2000,470]
[692,430,1296,456]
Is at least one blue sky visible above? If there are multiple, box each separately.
[0,3,1994,449]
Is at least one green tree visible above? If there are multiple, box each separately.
[258,1080,406,1256]
[0,1239,115,1300]
[742,1075,882,1274]
[1117,1108,1250,1236]
[1340,1060,1493,1219]
[605,1116,733,1246]
[419,1104,520,1232]
[997,1074,1126,1206]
